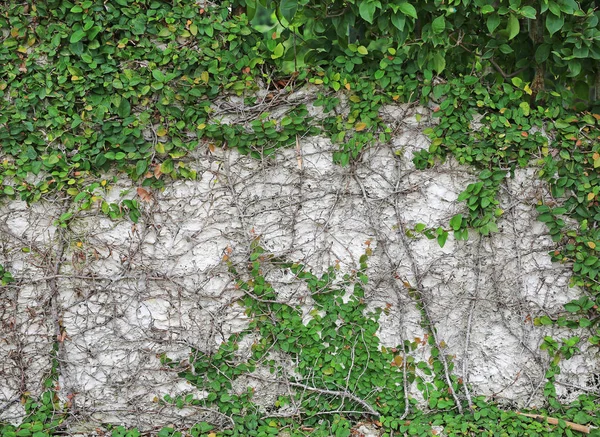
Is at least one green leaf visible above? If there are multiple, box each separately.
[398,2,418,19]
[152,69,166,82]
[271,43,284,59]
[520,6,536,19]
[546,13,564,36]
[564,303,580,313]
[535,44,551,63]
[437,231,448,248]
[450,214,463,231]
[480,5,494,14]
[391,13,406,31]
[431,52,446,74]
[487,14,501,33]
[279,0,298,22]
[507,14,520,40]
[432,16,445,34]
[70,30,86,43]
[117,98,131,118]
[359,1,377,24]
[548,1,561,16]
[357,45,368,55]
[136,160,148,176]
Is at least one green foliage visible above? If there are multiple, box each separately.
[0,264,14,285]
[1,0,600,436]
[160,245,425,434]
[240,0,600,108]
[0,342,65,437]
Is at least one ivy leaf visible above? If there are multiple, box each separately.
[546,13,564,36]
[70,30,86,43]
[398,2,417,19]
[152,69,165,82]
[431,52,446,73]
[520,6,536,19]
[355,121,368,131]
[279,0,298,23]
[486,14,500,33]
[507,14,520,40]
[359,1,377,24]
[432,16,445,34]
[535,44,551,63]
[271,43,284,59]
[450,214,463,231]
[117,98,131,118]
[391,13,406,31]
[437,231,448,248]
[135,160,147,177]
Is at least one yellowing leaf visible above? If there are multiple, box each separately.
[201,71,209,83]
[156,126,168,137]
[393,355,403,367]
[588,192,595,201]
[190,23,198,36]
[197,123,206,130]
[588,242,596,249]
[349,95,361,103]
[524,84,533,95]
[344,83,351,90]
[355,122,367,131]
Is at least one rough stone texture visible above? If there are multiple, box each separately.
[1,103,597,431]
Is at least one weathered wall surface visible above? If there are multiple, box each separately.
[1,101,597,431]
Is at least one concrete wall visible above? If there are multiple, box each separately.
[1,100,597,431]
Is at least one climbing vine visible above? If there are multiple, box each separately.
[2,0,600,435]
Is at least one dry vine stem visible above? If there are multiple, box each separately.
[517,412,593,434]
[393,180,464,414]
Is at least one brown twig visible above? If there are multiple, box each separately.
[517,412,593,434]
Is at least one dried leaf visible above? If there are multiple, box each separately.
[136,187,152,202]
